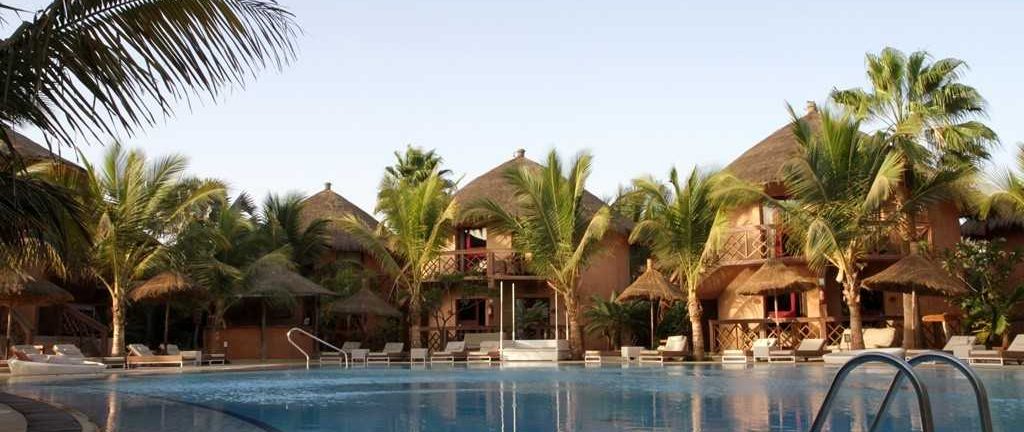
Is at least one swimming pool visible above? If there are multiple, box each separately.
[3,364,1023,431]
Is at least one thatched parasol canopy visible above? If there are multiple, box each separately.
[862,254,968,297]
[130,271,201,302]
[301,183,379,252]
[0,278,74,305]
[617,261,680,302]
[453,149,633,233]
[725,105,821,185]
[330,287,400,317]
[737,260,818,296]
[246,265,338,298]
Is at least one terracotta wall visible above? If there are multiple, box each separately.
[206,326,314,360]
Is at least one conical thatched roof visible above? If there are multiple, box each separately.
[617,260,681,302]
[301,183,378,252]
[737,260,818,296]
[863,254,968,297]
[0,277,74,305]
[245,265,338,298]
[1,128,79,166]
[453,149,632,233]
[330,287,401,317]
[725,105,821,185]
[130,271,201,302]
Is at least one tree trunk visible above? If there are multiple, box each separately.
[564,292,584,359]
[110,297,126,356]
[409,295,422,349]
[845,277,865,350]
[901,293,922,349]
[687,289,705,361]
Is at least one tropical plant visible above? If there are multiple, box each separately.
[256,193,330,276]
[465,150,611,359]
[0,154,89,278]
[61,143,224,355]
[774,108,903,350]
[629,167,738,360]
[943,238,1024,347]
[978,143,1024,225]
[382,145,455,190]
[832,47,994,348]
[339,172,456,348]
[584,292,647,348]
[516,301,552,340]
[0,0,296,150]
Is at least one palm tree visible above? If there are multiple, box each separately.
[584,292,647,348]
[256,193,330,276]
[339,172,456,348]
[465,150,611,359]
[776,108,903,350]
[832,48,993,348]
[979,143,1024,223]
[382,146,455,190]
[0,0,297,150]
[0,154,89,278]
[629,167,736,360]
[66,143,223,355]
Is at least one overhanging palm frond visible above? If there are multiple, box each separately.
[0,0,297,147]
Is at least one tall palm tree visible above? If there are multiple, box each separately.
[339,172,456,348]
[382,146,455,190]
[629,167,736,360]
[256,193,329,276]
[776,108,903,350]
[0,0,297,150]
[832,48,993,348]
[64,143,223,355]
[465,150,611,359]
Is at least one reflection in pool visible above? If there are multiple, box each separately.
[3,363,1023,431]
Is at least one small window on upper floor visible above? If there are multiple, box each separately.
[458,228,487,250]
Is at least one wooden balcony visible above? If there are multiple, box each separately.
[425,248,541,281]
[718,224,907,266]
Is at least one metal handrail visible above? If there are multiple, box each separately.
[869,351,992,432]
[810,352,934,432]
[286,327,349,369]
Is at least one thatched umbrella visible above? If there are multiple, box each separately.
[617,260,680,348]
[130,271,204,349]
[244,265,338,360]
[0,275,74,357]
[737,260,818,332]
[330,287,400,317]
[863,253,968,348]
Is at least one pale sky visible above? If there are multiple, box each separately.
[15,1,1024,215]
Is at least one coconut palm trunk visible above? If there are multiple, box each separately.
[563,289,584,358]
[686,287,705,360]
[408,294,423,348]
[110,295,127,356]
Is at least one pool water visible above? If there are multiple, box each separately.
[3,364,1023,431]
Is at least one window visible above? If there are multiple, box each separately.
[458,228,487,250]
[456,298,487,327]
[766,292,800,319]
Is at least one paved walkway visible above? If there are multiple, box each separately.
[0,393,79,432]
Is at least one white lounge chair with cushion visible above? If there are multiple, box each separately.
[161,344,201,366]
[467,341,501,363]
[319,341,360,365]
[768,338,828,363]
[969,334,1024,366]
[366,342,405,364]
[751,338,777,362]
[431,341,468,363]
[410,348,428,363]
[127,344,184,368]
[54,343,125,368]
[638,336,689,363]
[907,335,983,360]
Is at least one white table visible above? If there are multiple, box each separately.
[621,346,645,363]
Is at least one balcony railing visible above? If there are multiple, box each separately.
[425,248,535,281]
[708,316,906,353]
[718,224,913,266]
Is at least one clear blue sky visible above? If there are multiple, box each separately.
[27,1,1024,214]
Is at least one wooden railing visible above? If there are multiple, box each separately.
[424,248,536,280]
[718,224,911,265]
[708,316,904,353]
[59,305,110,356]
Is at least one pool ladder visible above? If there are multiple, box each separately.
[810,351,992,432]
[286,327,349,369]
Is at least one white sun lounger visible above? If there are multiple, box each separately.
[467,341,501,363]
[638,336,689,364]
[431,341,467,363]
[366,342,405,364]
[751,338,777,362]
[969,334,1024,366]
